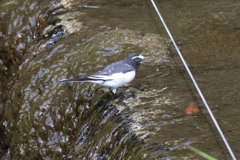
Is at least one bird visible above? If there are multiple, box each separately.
[59,53,145,94]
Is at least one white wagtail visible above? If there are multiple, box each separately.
[59,53,145,94]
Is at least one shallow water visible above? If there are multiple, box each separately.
[1,0,240,159]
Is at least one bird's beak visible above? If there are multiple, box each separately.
[142,56,150,63]
[143,57,149,59]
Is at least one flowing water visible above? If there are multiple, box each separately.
[1,0,240,159]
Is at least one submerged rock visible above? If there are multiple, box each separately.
[4,29,173,159]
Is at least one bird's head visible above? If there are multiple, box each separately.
[124,53,145,69]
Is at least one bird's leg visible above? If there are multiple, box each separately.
[109,87,116,94]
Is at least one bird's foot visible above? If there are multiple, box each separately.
[109,88,116,94]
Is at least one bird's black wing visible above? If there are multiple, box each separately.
[90,61,135,77]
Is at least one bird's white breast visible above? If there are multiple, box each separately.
[101,71,136,88]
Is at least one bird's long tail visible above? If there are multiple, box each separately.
[59,77,93,83]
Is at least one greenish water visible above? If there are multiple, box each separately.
[0,0,240,159]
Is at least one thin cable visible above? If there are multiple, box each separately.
[150,0,236,159]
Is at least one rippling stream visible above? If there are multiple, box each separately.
[1,0,240,159]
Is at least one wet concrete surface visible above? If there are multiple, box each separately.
[0,0,240,159]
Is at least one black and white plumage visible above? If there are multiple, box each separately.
[59,53,145,94]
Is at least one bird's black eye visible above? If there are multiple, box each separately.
[132,56,143,61]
